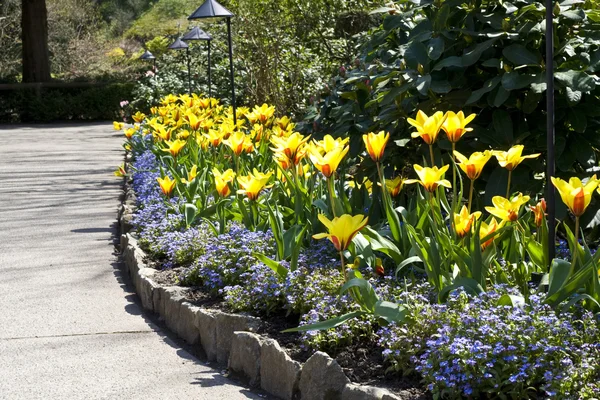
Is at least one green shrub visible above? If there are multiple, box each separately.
[300,0,600,230]
[0,82,135,122]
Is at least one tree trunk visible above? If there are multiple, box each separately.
[21,0,51,82]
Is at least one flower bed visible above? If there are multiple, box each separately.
[116,95,600,399]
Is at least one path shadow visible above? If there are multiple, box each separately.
[108,207,272,398]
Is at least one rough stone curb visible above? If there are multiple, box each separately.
[118,181,417,400]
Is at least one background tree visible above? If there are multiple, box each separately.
[21,0,51,82]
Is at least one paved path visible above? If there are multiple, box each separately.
[0,123,260,399]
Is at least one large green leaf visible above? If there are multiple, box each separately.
[555,71,595,92]
[503,44,540,66]
[547,258,572,297]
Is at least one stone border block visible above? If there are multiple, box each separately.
[216,312,262,365]
[193,309,219,361]
[299,351,349,400]
[260,338,301,400]
[342,384,398,400]
[228,332,263,386]
[178,302,201,345]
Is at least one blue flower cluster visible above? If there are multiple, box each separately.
[378,286,600,399]
[128,147,600,398]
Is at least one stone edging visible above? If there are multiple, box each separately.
[117,185,412,400]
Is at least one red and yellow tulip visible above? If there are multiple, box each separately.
[313,214,369,252]
[551,175,599,217]
[405,164,451,193]
[157,176,176,197]
[485,193,530,223]
[363,131,390,163]
[237,169,273,200]
[441,111,476,143]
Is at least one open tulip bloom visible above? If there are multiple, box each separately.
[362,131,390,163]
[407,110,447,165]
[493,145,540,197]
[405,164,452,193]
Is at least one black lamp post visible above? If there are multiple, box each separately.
[182,26,213,98]
[168,37,191,94]
[188,0,236,124]
[140,50,156,70]
[545,0,556,266]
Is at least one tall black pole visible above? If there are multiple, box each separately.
[186,47,191,94]
[207,40,212,98]
[226,17,237,125]
[545,0,556,267]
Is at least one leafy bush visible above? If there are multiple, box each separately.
[300,0,600,228]
[0,82,135,122]
[378,287,600,398]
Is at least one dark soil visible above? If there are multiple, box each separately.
[149,264,428,398]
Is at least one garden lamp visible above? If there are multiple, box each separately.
[188,0,236,124]
[182,26,213,98]
[545,0,556,265]
[140,49,156,70]
[168,37,192,94]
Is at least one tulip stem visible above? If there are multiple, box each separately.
[571,217,580,276]
[468,179,474,213]
[506,169,512,199]
[451,142,457,199]
[339,251,347,282]
[235,156,240,175]
[429,144,435,167]
[327,177,338,218]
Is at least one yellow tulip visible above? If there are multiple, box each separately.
[181,165,198,184]
[313,135,350,154]
[124,127,137,139]
[157,176,176,197]
[405,164,452,193]
[485,193,530,222]
[275,116,294,130]
[132,111,146,123]
[454,205,482,238]
[551,175,599,217]
[177,129,191,140]
[224,131,247,156]
[494,145,540,197]
[161,94,178,105]
[453,150,492,181]
[161,139,187,157]
[114,164,126,177]
[407,110,446,145]
[113,121,124,131]
[308,145,349,178]
[480,217,499,249]
[385,176,405,197]
[246,103,275,125]
[237,169,273,200]
[251,124,268,142]
[363,131,390,163]
[442,111,476,143]
[271,132,311,165]
[493,145,540,171]
[204,129,225,147]
[185,111,203,131]
[213,168,236,197]
[274,153,292,170]
[530,199,546,227]
[313,213,369,252]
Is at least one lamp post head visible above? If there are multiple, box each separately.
[168,38,189,50]
[182,26,212,41]
[140,50,156,60]
[188,0,234,19]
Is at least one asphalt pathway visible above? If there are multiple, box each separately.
[0,123,260,399]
